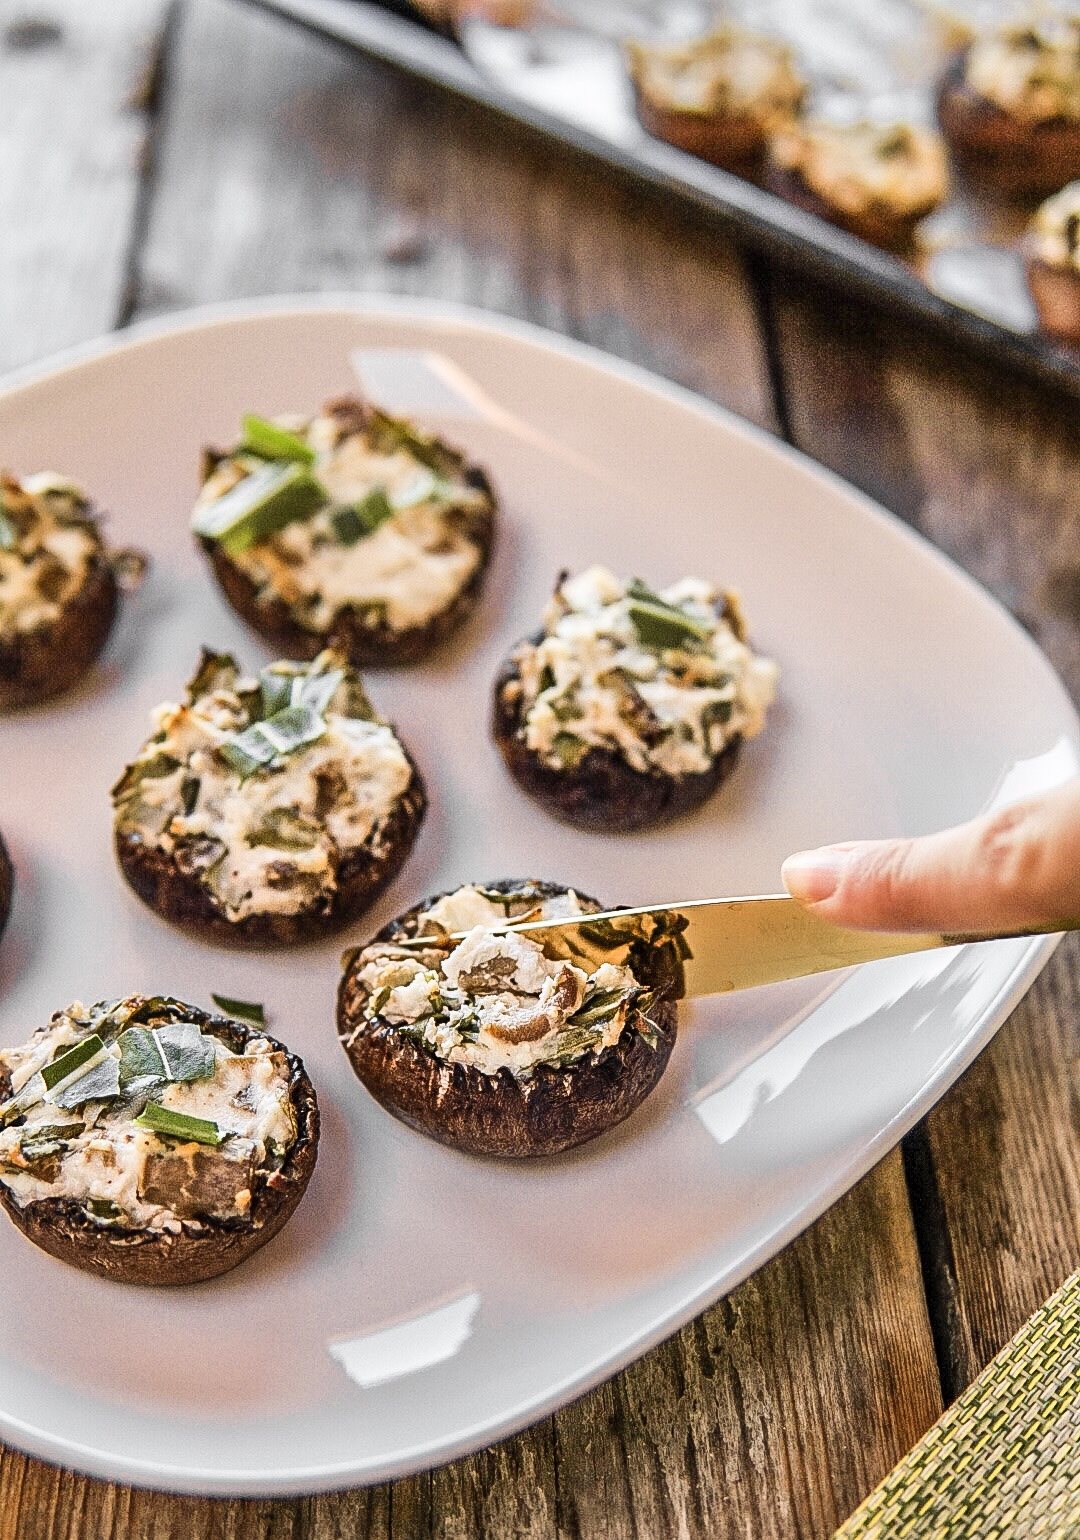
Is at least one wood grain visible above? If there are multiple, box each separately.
[0,0,169,375]
[764,275,1080,1398]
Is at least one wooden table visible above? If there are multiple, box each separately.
[1,4,1077,1535]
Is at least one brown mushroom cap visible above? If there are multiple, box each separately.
[763,162,933,254]
[0,550,118,712]
[0,1002,319,1286]
[491,633,743,832]
[630,84,770,175]
[114,751,427,948]
[937,50,1080,200]
[338,879,680,1158]
[197,417,498,668]
[0,831,11,942]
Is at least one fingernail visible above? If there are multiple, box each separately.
[781,848,849,905]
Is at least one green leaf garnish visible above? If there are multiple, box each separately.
[192,461,326,554]
[240,414,316,466]
[118,1022,216,1091]
[627,597,710,651]
[332,486,395,545]
[41,1036,105,1092]
[258,666,294,719]
[219,702,325,779]
[567,988,627,1029]
[134,1102,223,1146]
[211,994,266,1026]
[52,1054,121,1108]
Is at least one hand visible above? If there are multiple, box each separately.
[781,780,1080,934]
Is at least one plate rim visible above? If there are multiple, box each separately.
[0,294,1071,1495]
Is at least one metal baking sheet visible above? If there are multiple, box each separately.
[244,0,1080,397]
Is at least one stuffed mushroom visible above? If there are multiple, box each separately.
[113,648,426,946]
[0,995,318,1285]
[192,397,497,667]
[0,472,140,711]
[1026,179,1080,344]
[338,880,686,1158]
[492,567,778,832]
[937,19,1080,200]
[767,119,949,252]
[626,25,804,176]
[0,831,11,944]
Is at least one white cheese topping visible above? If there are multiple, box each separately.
[193,404,491,634]
[505,566,778,778]
[772,120,948,219]
[0,473,100,639]
[0,1000,297,1230]
[347,885,653,1078]
[966,19,1080,124]
[627,25,803,124]
[112,651,415,922]
[1032,179,1080,271]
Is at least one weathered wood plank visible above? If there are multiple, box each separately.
[766,277,1080,1397]
[0,0,168,374]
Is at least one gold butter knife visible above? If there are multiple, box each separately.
[461,895,1074,999]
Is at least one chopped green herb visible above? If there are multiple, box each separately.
[627,598,710,652]
[180,775,200,816]
[87,1198,124,1221]
[551,732,588,769]
[118,1022,216,1092]
[211,995,266,1026]
[219,701,325,779]
[258,666,294,719]
[567,989,627,1030]
[240,414,316,466]
[537,664,556,694]
[247,807,320,851]
[52,1054,121,1109]
[134,1102,223,1146]
[192,461,326,554]
[41,1035,105,1092]
[332,486,395,545]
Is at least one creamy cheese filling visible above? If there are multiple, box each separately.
[966,20,1080,123]
[0,999,297,1231]
[0,473,100,639]
[773,120,948,218]
[194,406,489,633]
[346,885,656,1078]
[505,566,777,778]
[112,650,414,922]
[1033,179,1080,270]
[627,25,803,124]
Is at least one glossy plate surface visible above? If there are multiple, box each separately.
[0,298,1074,1494]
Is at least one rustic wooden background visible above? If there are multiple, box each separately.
[0,2,1076,1536]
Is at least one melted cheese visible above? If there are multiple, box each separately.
[350,886,644,1078]
[1033,179,1080,271]
[509,566,778,778]
[193,409,488,633]
[772,120,948,218]
[627,25,803,124]
[966,20,1080,124]
[0,1003,296,1230]
[113,655,414,922]
[0,474,100,639]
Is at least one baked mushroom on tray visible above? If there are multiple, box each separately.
[0,995,318,1285]
[112,648,426,947]
[626,24,804,176]
[1026,179,1080,344]
[767,120,949,252]
[193,397,497,667]
[338,880,687,1158]
[493,567,778,832]
[937,18,1080,199]
[0,472,140,711]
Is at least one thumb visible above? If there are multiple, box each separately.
[780,781,1080,934]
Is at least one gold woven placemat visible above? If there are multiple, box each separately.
[834,1270,1080,1539]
